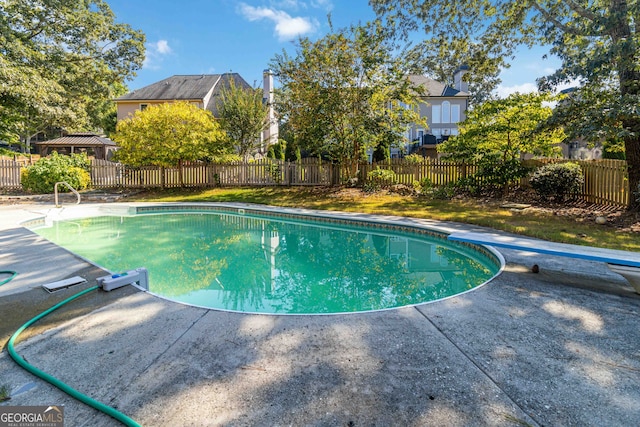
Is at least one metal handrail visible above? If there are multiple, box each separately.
[54,181,81,208]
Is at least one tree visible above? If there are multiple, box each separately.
[113,102,229,186]
[371,0,640,209]
[438,92,565,193]
[216,79,269,159]
[0,0,145,150]
[271,21,426,180]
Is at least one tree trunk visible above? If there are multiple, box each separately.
[611,1,640,210]
[178,159,185,187]
[623,124,640,210]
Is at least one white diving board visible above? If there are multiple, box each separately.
[447,231,640,293]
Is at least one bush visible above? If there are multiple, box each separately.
[21,152,91,194]
[414,177,433,195]
[403,154,425,164]
[209,153,243,163]
[365,167,397,192]
[431,182,458,200]
[475,156,531,191]
[530,162,584,201]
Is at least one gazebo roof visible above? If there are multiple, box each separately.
[34,133,117,147]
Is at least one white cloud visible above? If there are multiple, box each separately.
[155,40,172,55]
[271,0,303,9]
[238,3,318,41]
[495,77,582,99]
[143,39,173,70]
[495,82,539,98]
[310,0,333,11]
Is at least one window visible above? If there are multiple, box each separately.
[140,103,148,111]
[432,105,441,123]
[442,101,451,123]
[451,104,460,123]
[417,129,424,140]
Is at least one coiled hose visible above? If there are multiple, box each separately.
[7,285,141,427]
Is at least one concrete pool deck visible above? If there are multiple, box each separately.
[0,202,639,426]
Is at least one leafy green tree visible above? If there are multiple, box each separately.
[216,79,268,159]
[267,140,286,161]
[271,21,426,180]
[439,92,564,192]
[0,0,145,151]
[371,0,640,209]
[372,140,391,163]
[113,102,229,186]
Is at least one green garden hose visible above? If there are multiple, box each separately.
[7,285,141,427]
[0,270,17,286]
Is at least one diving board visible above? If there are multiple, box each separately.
[447,231,640,293]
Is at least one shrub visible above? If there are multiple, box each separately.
[414,177,433,195]
[431,182,458,200]
[365,167,397,192]
[21,152,91,194]
[475,155,531,191]
[403,153,425,164]
[530,162,584,201]
[209,153,243,163]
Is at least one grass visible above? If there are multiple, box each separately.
[128,187,640,252]
[0,383,10,402]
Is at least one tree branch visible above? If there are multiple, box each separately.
[564,0,599,22]
[530,2,587,36]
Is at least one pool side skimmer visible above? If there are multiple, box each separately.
[97,268,149,291]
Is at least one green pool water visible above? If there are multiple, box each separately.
[33,211,499,314]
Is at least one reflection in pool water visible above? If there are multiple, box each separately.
[33,212,499,314]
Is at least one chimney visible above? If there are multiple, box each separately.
[262,69,278,148]
[453,65,470,93]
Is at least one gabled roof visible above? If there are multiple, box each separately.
[115,73,253,116]
[34,133,116,147]
[408,75,469,98]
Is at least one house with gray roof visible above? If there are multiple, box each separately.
[115,73,252,121]
[115,72,278,153]
[391,67,470,159]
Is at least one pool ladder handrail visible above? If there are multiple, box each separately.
[54,181,81,208]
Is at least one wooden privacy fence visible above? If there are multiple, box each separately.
[0,159,23,190]
[1,157,631,208]
[360,159,480,187]
[521,158,630,207]
[90,158,340,189]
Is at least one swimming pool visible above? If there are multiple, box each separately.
[30,204,503,314]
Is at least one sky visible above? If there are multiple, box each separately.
[107,0,564,98]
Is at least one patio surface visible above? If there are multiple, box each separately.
[0,202,639,426]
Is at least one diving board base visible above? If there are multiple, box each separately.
[608,264,640,294]
[447,231,640,294]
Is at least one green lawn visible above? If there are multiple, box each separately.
[129,187,640,252]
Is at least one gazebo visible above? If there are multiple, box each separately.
[35,133,118,160]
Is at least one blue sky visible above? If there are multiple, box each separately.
[108,0,563,98]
